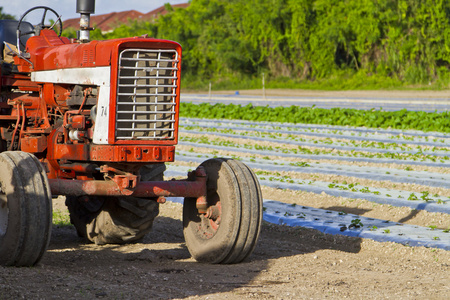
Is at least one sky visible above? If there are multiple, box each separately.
[3,0,189,23]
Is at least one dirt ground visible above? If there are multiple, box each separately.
[202,89,450,99]
[1,89,449,299]
[0,195,449,300]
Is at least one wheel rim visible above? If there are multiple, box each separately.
[0,182,7,237]
[190,164,233,241]
[196,201,222,239]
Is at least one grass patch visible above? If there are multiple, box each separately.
[52,210,72,228]
[182,70,450,92]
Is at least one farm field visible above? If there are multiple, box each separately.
[1,91,450,299]
[176,118,450,246]
[181,89,450,112]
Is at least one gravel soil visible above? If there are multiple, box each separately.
[1,197,449,300]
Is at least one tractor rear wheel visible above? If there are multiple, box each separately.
[183,158,262,264]
[0,151,52,266]
[65,164,165,245]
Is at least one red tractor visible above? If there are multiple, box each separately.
[0,0,262,266]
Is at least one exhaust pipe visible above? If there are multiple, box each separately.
[77,0,95,42]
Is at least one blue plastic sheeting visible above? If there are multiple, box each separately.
[181,120,450,148]
[179,141,450,168]
[166,166,450,214]
[263,200,450,251]
[258,180,450,215]
[181,129,450,157]
[181,118,450,139]
[175,151,450,188]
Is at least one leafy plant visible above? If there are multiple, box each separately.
[369,225,378,231]
[408,193,419,201]
[420,191,432,202]
[350,218,364,228]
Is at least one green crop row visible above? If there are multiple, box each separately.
[180,103,450,133]
[179,135,447,163]
[180,124,448,152]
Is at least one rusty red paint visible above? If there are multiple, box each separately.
[49,173,207,199]
[20,136,47,153]
[49,166,207,198]
[90,145,175,162]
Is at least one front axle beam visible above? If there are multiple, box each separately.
[48,167,207,208]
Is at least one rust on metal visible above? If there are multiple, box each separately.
[49,166,208,200]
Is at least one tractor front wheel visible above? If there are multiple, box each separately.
[183,158,262,264]
[0,151,52,266]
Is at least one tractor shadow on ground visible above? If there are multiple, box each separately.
[48,214,363,263]
[44,213,362,299]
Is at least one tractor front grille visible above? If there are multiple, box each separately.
[115,49,179,140]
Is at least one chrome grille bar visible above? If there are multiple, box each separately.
[120,57,179,62]
[120,66,178,70]
[117,93,177,97]
[118,84,177,88]
[116,110,175,114]
[118,76,177,80]
[115,49,179,140]
[118,128,175,131]
[117,119,176,123]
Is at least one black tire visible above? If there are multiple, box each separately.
[0,151,52,267]
[65,163,165,245]
[0,136,7,153]
[183,158,262,264]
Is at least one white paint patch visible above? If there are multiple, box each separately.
[93,86,111,144]
[31,67,110,86]
[32,67,111,144]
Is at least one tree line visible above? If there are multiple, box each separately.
[5,1,450,88]
[101,0,450,88]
